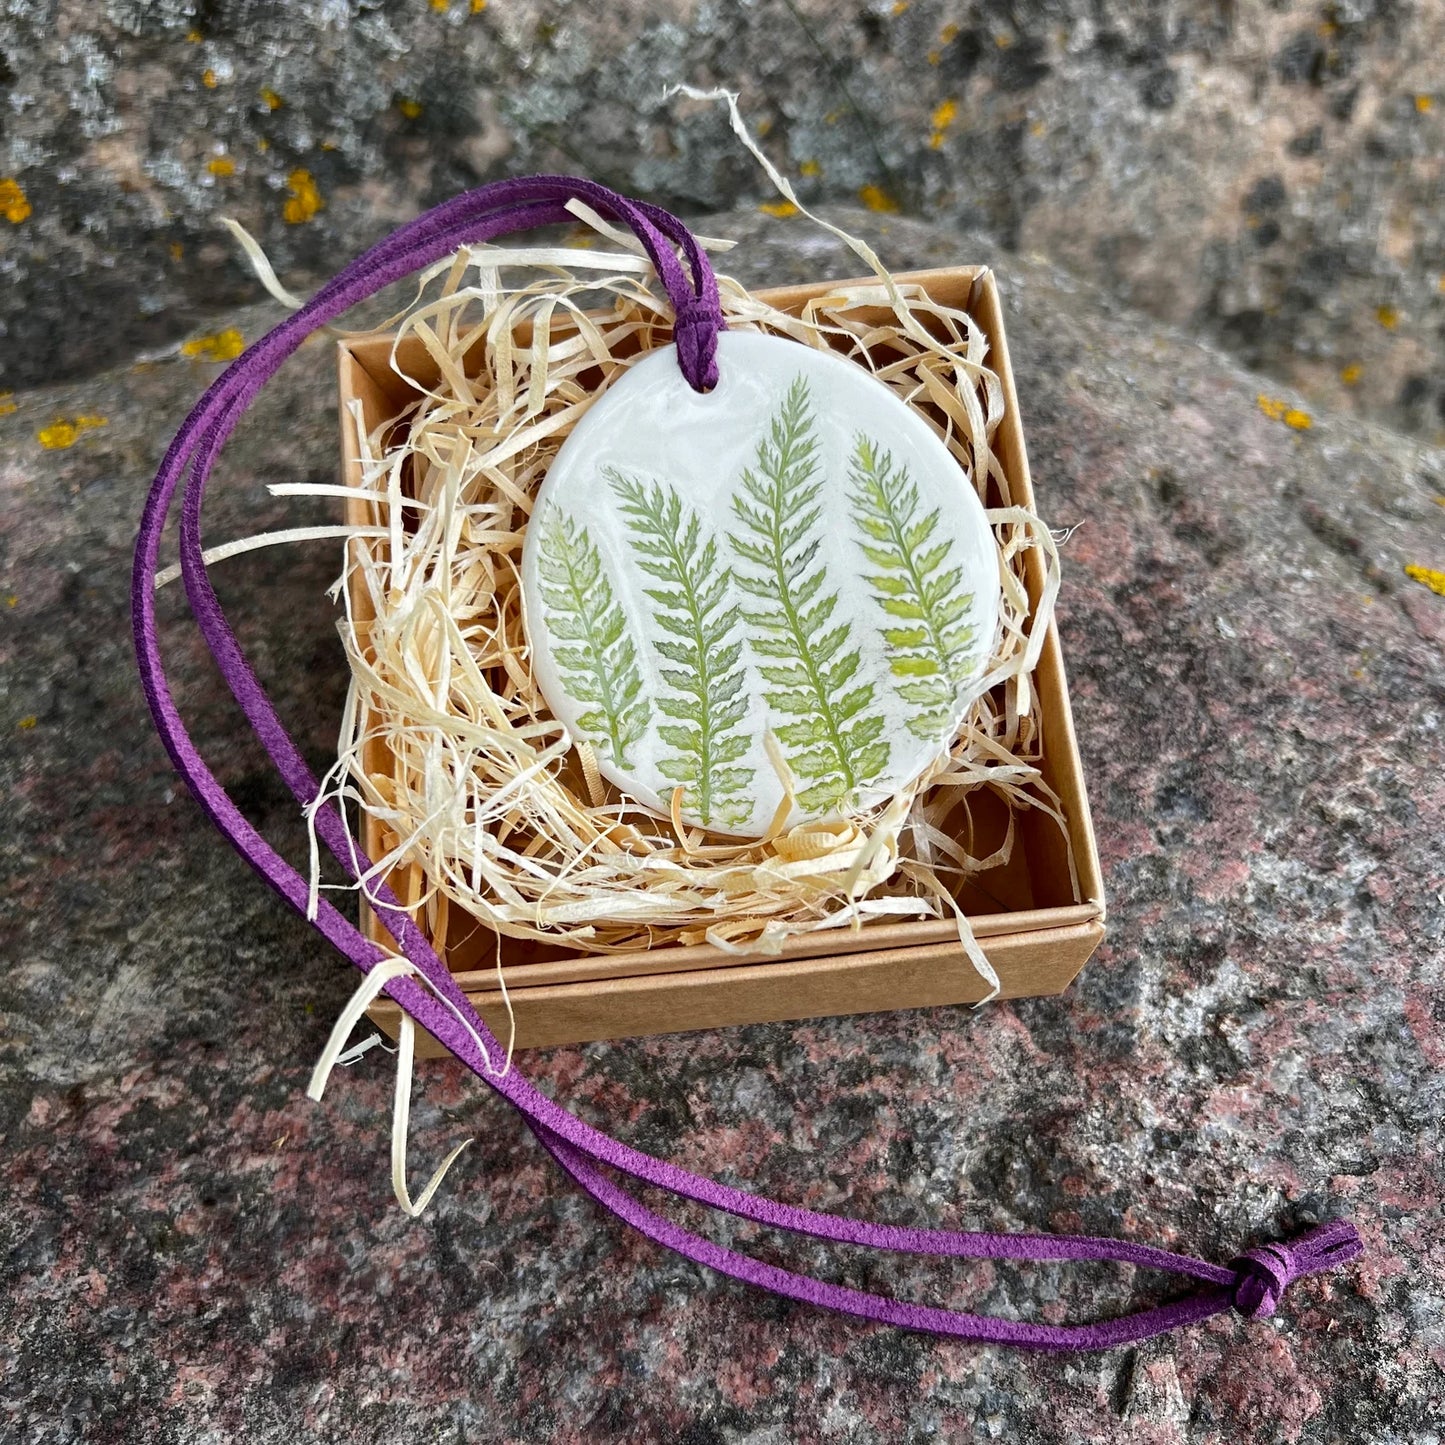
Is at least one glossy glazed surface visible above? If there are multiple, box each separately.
[522,331,999,835]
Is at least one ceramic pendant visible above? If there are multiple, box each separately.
[521,330,999,837]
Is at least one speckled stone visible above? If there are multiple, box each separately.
[1,207,1443,1443]
[1,1,1444,443]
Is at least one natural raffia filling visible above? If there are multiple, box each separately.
[316,213,1075,984]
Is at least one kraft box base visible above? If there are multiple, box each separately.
[337,267,1106,1053]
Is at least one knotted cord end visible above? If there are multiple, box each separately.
[1230,1220,1363,1319]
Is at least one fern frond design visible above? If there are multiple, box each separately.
[534,501,649,769]
[729,376,889,814]
[608,468,754,829]
[848,435,980,739]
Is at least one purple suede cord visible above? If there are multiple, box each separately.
[131,174,1363,1350]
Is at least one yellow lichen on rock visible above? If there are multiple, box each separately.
[859,184,900,214]
[283,169,324,224]
[929,99,958,149]
[38,415,107,450]
[0,179,31,224]
[1257,394,1312,430]
[1404,563,1445,597]
[181,327,245,362]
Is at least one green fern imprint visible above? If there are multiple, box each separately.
[729,376,890,814]
[848,435,980,739]
[608,468,755,828]
[534,500,649,769]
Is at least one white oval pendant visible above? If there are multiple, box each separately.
[521,331,999,837]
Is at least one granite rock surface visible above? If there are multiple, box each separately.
[1,206,1444,1442]
[1,1,1444,441]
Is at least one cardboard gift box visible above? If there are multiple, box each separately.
[338,267,1105,1053]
